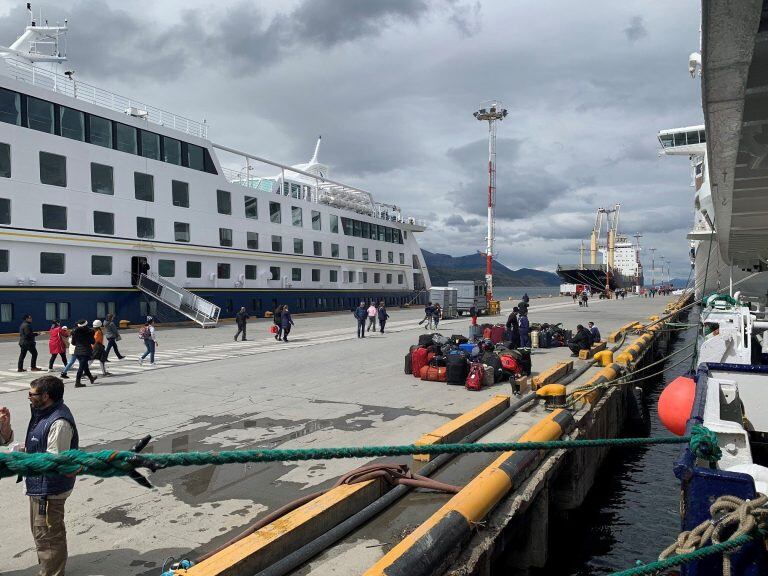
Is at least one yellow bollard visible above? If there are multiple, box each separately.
[593,350,614,367]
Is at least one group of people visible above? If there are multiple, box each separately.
[504,305,531,348]
[567,321,601,356]
[354,301,389,338]
[270,305,295,342]
[418,302,442,330]
[573,291,590,307]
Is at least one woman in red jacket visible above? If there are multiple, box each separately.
[47,320,68,371]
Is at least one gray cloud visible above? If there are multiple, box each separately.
[624,15,648,43]
[444,213,483,230]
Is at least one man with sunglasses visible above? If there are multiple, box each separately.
[25,375,79,576]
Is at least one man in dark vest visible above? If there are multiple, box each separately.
[25,375,79,576]
[234,307,249,341]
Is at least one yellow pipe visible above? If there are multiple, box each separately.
[536,384,567,397]
[593,350,613,366]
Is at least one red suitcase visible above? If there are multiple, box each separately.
[412,347,429,378]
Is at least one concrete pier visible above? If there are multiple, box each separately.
[0,294,680,575]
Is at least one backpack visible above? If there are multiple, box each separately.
[138,325,151,340]
[466,363,485,391]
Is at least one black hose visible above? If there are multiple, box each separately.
[254,392,538,576]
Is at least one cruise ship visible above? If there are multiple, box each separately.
[0,11,431,332]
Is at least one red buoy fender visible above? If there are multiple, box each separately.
[658,376,696,436]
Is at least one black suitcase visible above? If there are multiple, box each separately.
[405,352,413,374]
[451,334,469,345]
[446,355,469,385]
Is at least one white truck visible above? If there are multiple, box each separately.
[448,280,488,315]
[428,287,459,319]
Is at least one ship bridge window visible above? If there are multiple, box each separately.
[91,255,112,276]
[134,172,154,202]
[342,218,353,235]
[0,143,9,178]
[40,252,65,274]
[137,216,155,239]
[91,163,114,195]
[89,115,112,149]
[42,204,67,231]
[60,107,84,141]
[270,201,281,223]
[140,130,160,160]
[39,152,66,187]
[26,97,53,133]
[172,180,189,207]
[217,190,231,215]
[673,132,687,146]
[685,130,700,145]
[0,88,20,125]
[116,123,137,154]
[93,211,114,235]
[0,198,9,224]
[245,196,258,219]
[164,136,181,165]
[659,133,673,148]
[187,144,204,171]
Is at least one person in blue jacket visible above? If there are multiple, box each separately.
[378,302,390,334]
[354,302,368,338]
[280,306,294,342]
[518,312,531,348]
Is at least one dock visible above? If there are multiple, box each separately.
[0,294,687,575]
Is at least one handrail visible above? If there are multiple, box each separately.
[137,273,220,326]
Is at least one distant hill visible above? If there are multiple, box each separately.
[422,250,560,287]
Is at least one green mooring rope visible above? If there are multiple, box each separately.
[0,432,716,480]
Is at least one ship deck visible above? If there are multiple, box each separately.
[0,294,677,575]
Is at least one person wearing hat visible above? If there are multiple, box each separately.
[70,320,97,387]
[91,320,111,377]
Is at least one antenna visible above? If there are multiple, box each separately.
[310,135,322,164]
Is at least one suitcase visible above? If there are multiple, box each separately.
[459,343,475,355]
[420,365,447,382]
[481,364,496,386]
[451,334,469,345]
[430,355,447,367]
[483,327,492,340]
[481,353,503,382]
[466,363,485,391]
[468,324,482,341]
[412,347,429,378]
[446,355,469,385]
[432,333,449,346]
[404,352,413,375]
[490,325,506,344]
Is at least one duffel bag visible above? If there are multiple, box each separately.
[412,347,429,378]
[420,365,447,382]
[466,363,485,391]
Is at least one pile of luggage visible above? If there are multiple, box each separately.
[404,332,531,391]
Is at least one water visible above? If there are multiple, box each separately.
[493,286,560,301]
[535,316,698,574]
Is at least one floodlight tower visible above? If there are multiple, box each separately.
[633,233,643,292]
[473,101,508,303]
[649,247,657,287]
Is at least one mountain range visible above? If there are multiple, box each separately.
[422,250,560,287]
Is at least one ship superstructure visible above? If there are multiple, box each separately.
[0,9,431,330]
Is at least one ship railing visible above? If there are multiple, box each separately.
[137,272,220,328]
[2,58,208,139]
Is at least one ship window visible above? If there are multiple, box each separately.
[0,198,9,224]
[91,255,112,276]
[269,201,281,223]
[26,97,53,133]
[282,181,289,196]
[91,163,114,195]
[345,271,356,283]
[245,196,258,219]
[93,211,114,235]
[245,264,257,280]
[378,226,386,241]
[374,272,381,283]
[0,143,9,178]
[0,88,20,125]
[398,274,404,284]
[290,183,301,199]
[163,136,181,165]
[174,222,190,242]
[399,253,405,264]
[312,269,320,282]
[699,130,706,143]
[158,259,175,277]
[292,206,303,227]
[386,273,392,284]
[659,133,673,148]
[673,132,686,146]
[134,172,154,201]
[342,217,353,235]
[172,180,189,207]
[188,144,205,171]
[42,204,67,230]
[39,152,66,187]
[362,248,369,261]
[686,130,700,145]
[330,270,338,283]
[116,123,138,154]
[186,261,201,278]
[294,238,303,254]
[217,190,231,215]
[140,130,160,160]
[59,106,84,141]
[313,241,322,256]
[362,272,368,283]
[331,243,339,258]
[136,216,155,239]
[219,227,232,247]
[404,231,407,239]
[247,231,258,249]
[270,266,280,281]
[330,214,339,233]
[96,302,116,318]
[353,220,362,237]
[375,249,381,262]
[0,249,7,272]
[40,252,65,274]
[385,228,393,243]
[369,224,377,240]
[347,246,355,259]
[361,221,369,238]
[89,115,113,148]
[217,263,230,279]
[312,210,321,230]
[388,251,394,263]
[292,267,301,282]
[271,235,282,252]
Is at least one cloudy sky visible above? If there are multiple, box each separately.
[1,0,703,279]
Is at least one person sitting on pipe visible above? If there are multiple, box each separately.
[567,324,592,357]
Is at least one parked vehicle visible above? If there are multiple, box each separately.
[449,280,487,315]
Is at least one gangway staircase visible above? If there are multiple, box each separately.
[136,273,220,328]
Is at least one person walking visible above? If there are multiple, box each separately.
[58,333,77,380]
[419,302,435,330]
[588,321,601,343]
[280,306,294,342]
[273,305,284,341]
[71,320,96,388]
[572,292,578,305]
[25,375,79,576]
[432,303,442,331]
[581,292,589,307]
[139,317,158,365]
[567,324,592,356]
[366,301,378,333]
[378,301,389,334]
[18,314,42,373]
[234,307,249,341]
[103,314,125,360]
[47,321,67,372]
[91,320,111,377]
[354,301,368,338]
[519,311,531,348]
